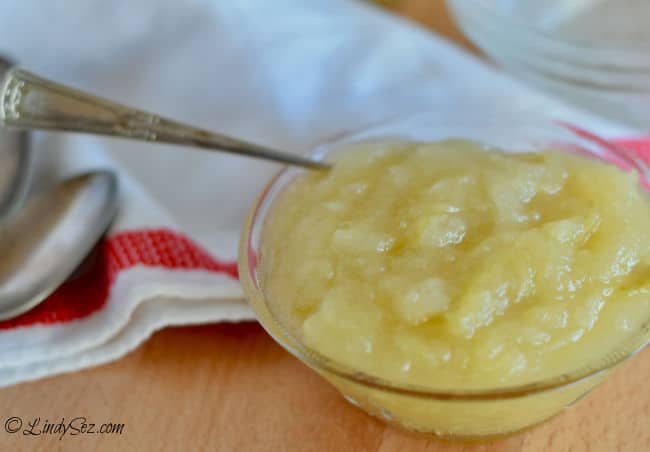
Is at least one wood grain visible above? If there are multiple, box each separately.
[383,0,478,53]
[1,2,648,451]
[1,323,649,451]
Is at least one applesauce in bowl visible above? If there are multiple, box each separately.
[239,113,650,438]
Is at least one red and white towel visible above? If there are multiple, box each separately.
[0,0,643,386]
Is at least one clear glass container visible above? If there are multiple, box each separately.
[447,0,650,131]
[238,111,650,438]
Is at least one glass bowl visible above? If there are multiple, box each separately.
[447,0,650,131]
[238,111,650,439]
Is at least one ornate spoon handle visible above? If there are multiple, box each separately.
[0,67,329,170]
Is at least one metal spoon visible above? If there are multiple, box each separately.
[0,58,32,220]
[0,65,330,170]
[0,171,118,321]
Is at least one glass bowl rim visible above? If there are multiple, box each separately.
[238,114,650,401]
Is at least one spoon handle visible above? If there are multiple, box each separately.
[0,67,328,170]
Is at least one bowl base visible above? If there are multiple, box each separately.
[341,391,564,441]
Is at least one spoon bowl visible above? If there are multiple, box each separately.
[0,170,118,320]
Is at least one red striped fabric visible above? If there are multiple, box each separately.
[0,229,238,330]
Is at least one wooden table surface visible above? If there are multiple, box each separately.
[2,2,649,452]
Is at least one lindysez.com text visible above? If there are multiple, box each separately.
[4,416,124,440]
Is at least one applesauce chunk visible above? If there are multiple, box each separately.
[261,140,650,388]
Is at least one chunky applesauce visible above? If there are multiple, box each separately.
[261,140,650,388]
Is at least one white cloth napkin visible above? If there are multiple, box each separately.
[0,0,636,387]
